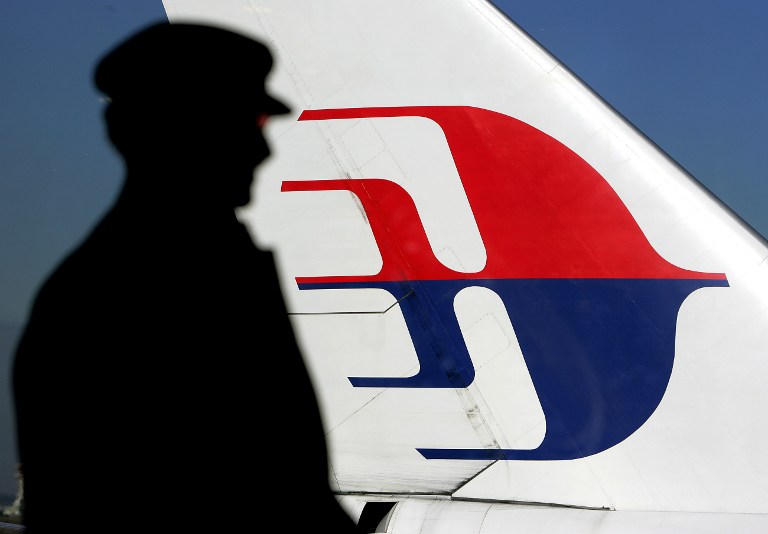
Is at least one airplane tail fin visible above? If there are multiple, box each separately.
[163,0,768,530]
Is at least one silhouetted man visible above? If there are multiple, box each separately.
[12,22,357,532]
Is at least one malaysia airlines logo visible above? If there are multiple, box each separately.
[282,106,728,461]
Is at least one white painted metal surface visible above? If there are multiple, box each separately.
[339,496,768,534]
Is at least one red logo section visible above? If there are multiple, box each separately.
[288,106,725,282]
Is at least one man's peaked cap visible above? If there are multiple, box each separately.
[94,22,290,115]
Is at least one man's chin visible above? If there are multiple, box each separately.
[232,192,252,208]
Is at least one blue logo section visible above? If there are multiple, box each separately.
[300,278,727,460]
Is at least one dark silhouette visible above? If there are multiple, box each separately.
[12,22,356,532]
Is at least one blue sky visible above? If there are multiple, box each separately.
[0,0,766,499]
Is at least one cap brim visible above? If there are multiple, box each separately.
[265,95,291,116]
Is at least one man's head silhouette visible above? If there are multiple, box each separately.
[94,22,290,208]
